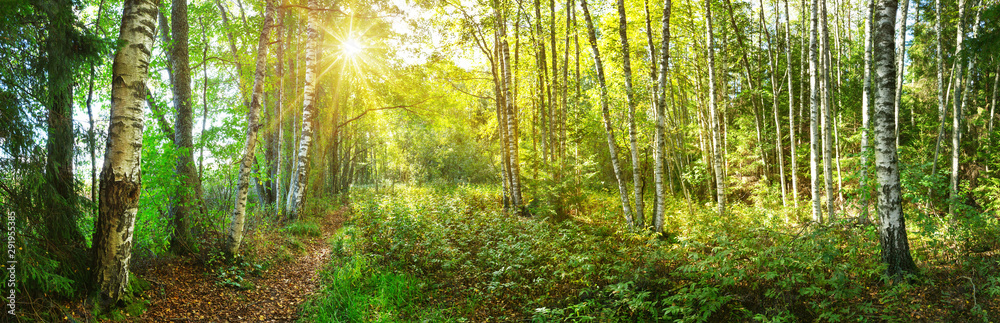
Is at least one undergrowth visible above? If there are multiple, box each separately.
[302,185,999,322]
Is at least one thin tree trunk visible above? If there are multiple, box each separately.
[168,0,198,255]
[582,0,634,227]
[873,0,917,278]
[894,0,910,148]
[198,18,209,181]
[705,0,724,217]
[500,3,523,213]
[285,0,320,220]
[950,0,966,217]
[821,0,834,220]
[227,0,274,257]
[760,0,786,206]
[618,0,644,228]
[92,0,157,303]
[860,0,874,222]
[273,3,285,206]
[785,0,798,208]
[44,0,83,249]
[652,0,671,232]
[809,0,822,222]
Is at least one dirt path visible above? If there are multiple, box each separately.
[127,209,345,322]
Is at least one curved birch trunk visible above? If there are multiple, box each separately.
[582,0,634,227]
[227,0,274,257]
[92,0,157,303]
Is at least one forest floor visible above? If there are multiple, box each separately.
[63,207,346,322]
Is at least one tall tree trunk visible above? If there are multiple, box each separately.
[85,1,106,222]
[227,0,274,257]
[198,17,209,181]
[167,0,200,255]
[285,0,319,220]
[582,0,634,227]
[950,0,966,217]
[44,0,84,249]
[821,0,834,219]
[760,0,786,206]
[92,0,157,302]
[273,2,285,206]
[894,0,910,147]
[873,0,917,278]
[860,0,875,222]
[618,0,644,228]
[705,0,724,217]
[652,0,671,233]
[809,0,822,222]
[500,2,523,213]
[785,0,798,208]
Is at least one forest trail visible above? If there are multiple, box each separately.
[130,208,345,322]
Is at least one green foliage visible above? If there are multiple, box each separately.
[306,185,1000,322]
[134,129,181,258]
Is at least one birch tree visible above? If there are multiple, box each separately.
[873,0,917,278]
[860,0,875,222]
[227,0,274,257]
[653,0,671,232]
[618,0,644,228]
[893,0,910,146]
[785,0,797,207]
[285,0,320,220]
[950,0,966,217]
[759,0,786,206]
[808,0,822,222]
[92,0,158,303]
[582,0,634,227]
[706,0,725,217]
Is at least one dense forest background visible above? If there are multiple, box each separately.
[2,0,1000,320]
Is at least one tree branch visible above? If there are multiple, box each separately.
[337,99,431,129]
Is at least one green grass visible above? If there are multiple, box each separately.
[285,220,322,238]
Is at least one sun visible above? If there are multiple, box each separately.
[341,38,364,57]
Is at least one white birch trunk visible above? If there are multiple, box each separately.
[618,0,644,228]
[92,0,157,302]
[821,0,834,220]
[786,0,798,208]
[808,0,822,222]
[950,0,965,217]
[873,0,917,277]
[285,0,319,220]
[706,0,725,217]
[582,0,634,227]
[893,0,910,148]
[227,0,274,257]
[654,0,671,232]
[860,0,875,221]
[760,0,786,207]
